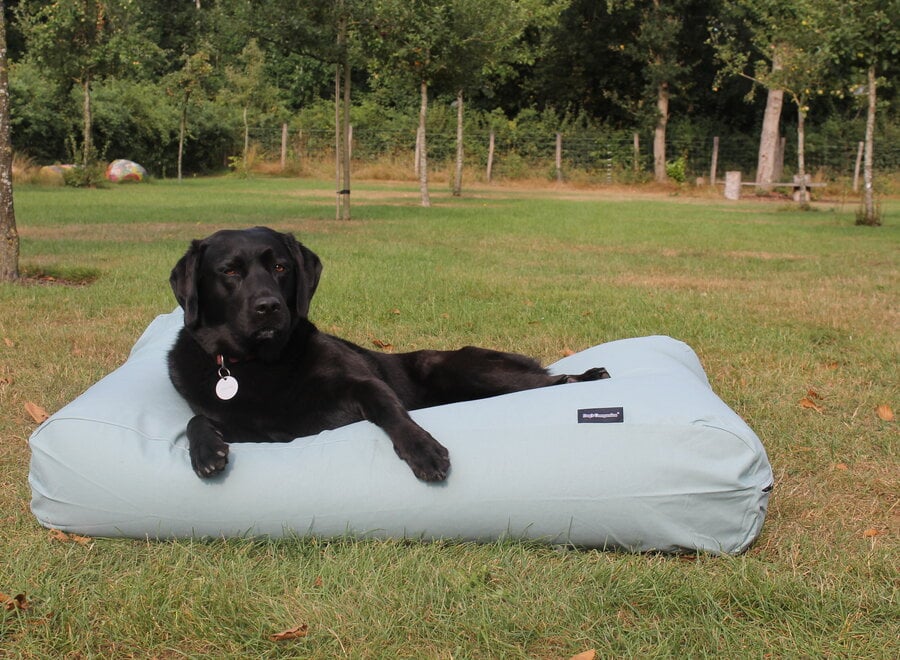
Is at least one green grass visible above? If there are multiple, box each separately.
[1,178,897,658]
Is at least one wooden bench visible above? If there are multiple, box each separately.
[724,171,825,201]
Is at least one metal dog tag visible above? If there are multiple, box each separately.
[215,375,239,401]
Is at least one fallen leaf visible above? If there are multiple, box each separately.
[834,463,849,471]
[390,308,401,315]
[371,338,393,351]
[68,533,93,546]
[25,402,49,424]
[1,592,29,611]
[875,404,894,422]
[823,361,839,370]
[806,388,823,400]
[561,347,575,357]
[48,529,92,546]
[269,623,309,642]
[2,337,13,348]
[569,651,596,660]
[862,528,879,538]
[313,575,323,588]
[799,397,823,413]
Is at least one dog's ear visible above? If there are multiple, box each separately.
[282,233,323,318]
[170,239,205,329]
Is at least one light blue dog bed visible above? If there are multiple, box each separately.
[29,310,772,553]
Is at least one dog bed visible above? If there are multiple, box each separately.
[29,310,772,554]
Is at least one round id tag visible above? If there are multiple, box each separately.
[215,375,239,401]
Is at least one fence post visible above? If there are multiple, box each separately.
[853,141,864,192]
[710,136,719,186]
[555,132,563,182]
[606,141,613,184]
[280,123,288,171]
[724,171,742,200]
[633,133,640,174]
[487,129,495,183]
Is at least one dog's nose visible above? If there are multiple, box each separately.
[254,297,282,316]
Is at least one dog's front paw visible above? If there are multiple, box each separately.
[186,416,230,478]
[395,427,451,482]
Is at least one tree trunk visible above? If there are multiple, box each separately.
[334,62,341,220]
[795,105,809,206]
[860,65,878,225]
[418,79,431,208]
[82,76,93,167]
[0,1,18,282]
[653,80,668,183]
[452,89,463,197]
[756,51,784,189]
[242,105,249,171]
[178,104,187,182]
[341,55,351,220]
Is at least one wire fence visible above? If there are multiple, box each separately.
[249,126,900,184]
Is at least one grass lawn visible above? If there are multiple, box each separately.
[1,177,897,657]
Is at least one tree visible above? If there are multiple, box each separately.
[435,0,554,196]
[366,0,450,207]
[167,48,213,181]
[826,0,898,225]
[711,0,834,204]
[635,0,687,182]
[246,0,364,219]
[223,39,283,173]
[0,0,17,282]
[18,0,157,167]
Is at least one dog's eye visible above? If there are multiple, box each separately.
[223,268,239,277]
[274,264,286,273]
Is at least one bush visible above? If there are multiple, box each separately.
[666,155,688,183]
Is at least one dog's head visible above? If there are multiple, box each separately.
[170,227,322,361]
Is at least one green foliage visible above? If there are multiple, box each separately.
[1,180,898,657]
[8,61,70,163]
[666,154,688,182]
[61,163,108,188]
[91,78,177,171]
[4,0,898,180]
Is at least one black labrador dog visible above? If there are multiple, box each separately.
[168,227,608,482]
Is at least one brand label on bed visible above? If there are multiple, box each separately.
[578,407,624,423]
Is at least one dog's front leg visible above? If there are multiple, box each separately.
[348,379,451,482]
[186,414,230,478]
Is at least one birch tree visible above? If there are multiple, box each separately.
[826,0,898,225]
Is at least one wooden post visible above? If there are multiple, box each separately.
[710,136,719,186]
[280,123,288,171]
[555,132,563,182]
[633,133,640,174]
[348,124,353,161]
[724,171,741,200]
[487,129,495,183]
[852,141,864,192]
